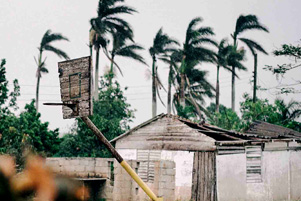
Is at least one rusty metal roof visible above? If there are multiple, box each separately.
[245,120,301,139]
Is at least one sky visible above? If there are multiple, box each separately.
[1,0,301,133]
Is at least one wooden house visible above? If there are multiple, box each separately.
[111,114,301,201]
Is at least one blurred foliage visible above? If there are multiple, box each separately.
[0,155,89,201]
[56,76,135,157]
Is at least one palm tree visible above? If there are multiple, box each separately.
[231,14,269,110]
[215,39,232,113]
[160,50,181,114]
[105,31,146,86]
[275,99,301,125]
[178,17,217,108]
[35,30,69,112]
[149,28,178,117]
[90,0,136,100]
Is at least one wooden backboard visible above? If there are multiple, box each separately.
[58,56,93,119]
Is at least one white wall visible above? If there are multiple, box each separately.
[117,148,194,200]
[216,145,301,201]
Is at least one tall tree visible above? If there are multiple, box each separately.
[90,0,136,100]
[149,28,178,117]
[178,17,217,109]
[35,30,69,112]
[231,14,268,111]
[106,31,146,86]
[215,39,233,113]
[160,50,181,114]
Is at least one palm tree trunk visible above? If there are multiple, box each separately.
[180,56,186,108]
[36,74,41,112]
[152,57,157,117]
[94,46,100,101]
[253,53,258,103]
[167,65,172,114]
[109,55,114,86]
[35,51,42,112]
[215,65,220,113]
[231,66,236,111]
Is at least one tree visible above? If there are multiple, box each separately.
[215,39,233,113]
[56,77,134,157]
[106,30,146,86]
[173,17,216,120]
[240,94,301,132]
[90,0,136,100]
[178,17,216,108]
[149,28,178,117]
[265,42,301,94]
[35,30,69,112]
[231,14,268,110]
[206,103,241,131]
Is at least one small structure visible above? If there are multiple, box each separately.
[110,114,301,201]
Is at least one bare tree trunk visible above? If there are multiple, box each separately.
[215,66,220,113]
[231,66,235,111]
[167,65,172,114]
[152,57,157,117]
[94,46,100,101]
[253,53,258,103]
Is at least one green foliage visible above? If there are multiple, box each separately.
[206,103,241,131]
[0,59,60,166]
[0,101,61,165]
[56,77,134,157]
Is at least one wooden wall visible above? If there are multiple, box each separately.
[191,152,217,201]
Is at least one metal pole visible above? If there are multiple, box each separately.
[80,117,163,201]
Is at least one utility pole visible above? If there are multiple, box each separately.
[253,53,258,103]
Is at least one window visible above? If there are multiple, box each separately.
[137,150,161,183]
[246,146,262,183]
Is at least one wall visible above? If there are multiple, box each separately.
[117,148,194,200]
[113,160,176,201]
[46,157,114,201]
[216,142,301,201]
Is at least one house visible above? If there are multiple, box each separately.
[110,114,301,201]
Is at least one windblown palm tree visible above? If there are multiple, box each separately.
[178,17,217,109]
[160,50,181,114]
[90,0,136,100]
[105,31,146,85]
[275,99,301,125]
[35,30,69,112]
[149,28,178,117]
[231,14,269,110]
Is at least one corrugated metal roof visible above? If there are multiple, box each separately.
[245,121,301,139]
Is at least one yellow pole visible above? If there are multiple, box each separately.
[80,117,163,201]
[120,161,163,201]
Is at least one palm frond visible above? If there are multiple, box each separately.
[40,30,69,49]
[239,37,268,55]
[234,14,269,37]
[43,45,69,59]
[115,44,147,65]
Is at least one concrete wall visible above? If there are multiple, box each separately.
[113,160,176,201]
[216,143,301,201]
[46,157,113,178]
[46,157,114,201]
[117,148,193,200]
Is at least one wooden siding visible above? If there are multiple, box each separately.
[191,152,217,201]
[115,116,216,151]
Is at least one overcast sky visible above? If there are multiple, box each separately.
[1,0,301,133]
